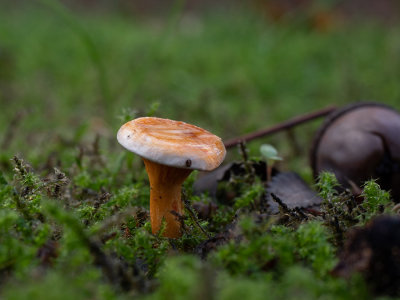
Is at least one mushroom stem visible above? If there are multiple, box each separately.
[142,158,192,238]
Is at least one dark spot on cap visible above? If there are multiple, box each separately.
[185,159,192,167]
[127,135,131,138]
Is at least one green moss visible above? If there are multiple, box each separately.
[0,3,399,298]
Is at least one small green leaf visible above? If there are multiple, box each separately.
[260,144,282,161]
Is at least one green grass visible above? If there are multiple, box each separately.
[1,2,400,299]
[1,3,400,166]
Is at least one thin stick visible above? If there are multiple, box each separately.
[183,197,211,239]
[224,106,336,149]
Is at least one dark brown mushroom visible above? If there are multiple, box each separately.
[311,102,400,201]
[333,216,400,296]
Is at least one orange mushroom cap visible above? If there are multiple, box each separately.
[117,117,226,171]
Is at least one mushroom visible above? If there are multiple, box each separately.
[311,102,400,200]
[117,117,226,238]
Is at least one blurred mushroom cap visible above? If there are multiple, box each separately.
[117,117,226,171]
[311,102,400,200]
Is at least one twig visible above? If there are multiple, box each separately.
[270,193,293,216]
[238,141,248,162]
[183,198,211,239]
[294,207,309,220]
[224,106,336,149]
[286,129,301,156]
